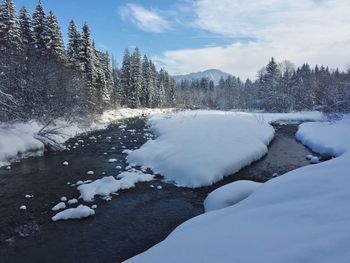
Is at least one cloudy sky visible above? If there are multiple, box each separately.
[17,0,350,79]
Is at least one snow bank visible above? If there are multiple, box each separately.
[296,117,350,157]
[52,205,95,222]
[127,110,323,188]
[78,171,154,202]
[98,108,174,123]
[0,121,44,167]
[51,202,66,211]
[204,180,262,212]
[125,117,350,263]
[0,108,173,168]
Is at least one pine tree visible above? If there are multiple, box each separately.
[67,20,82,70]
[95,50,114,110]
[168,77,176,106]
[120,48,131,106]
[0,0,22,54]
[46,11,65,61]
[259,57,281,111]
[80,23,96,83]
[129,47,142,108]
[148,59,158,107]
[140,55,151,107]
[19,6,34,56]
[80,23,99,111]
[32,0,48,54]
[0,0,22,120]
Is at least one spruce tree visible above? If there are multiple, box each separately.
[80,23,96,84]
[46,11,65,61]
[19,6,34,56]
[0,0,22,54]
[0,0,22,120]
[120,48,131,106]
[148,60,158,107]
[32,0,48,54]
[67,20,82,70]
[129,47,142,108]
[140,55,151,107]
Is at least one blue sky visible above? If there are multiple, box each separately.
[14,0,350,79]
[14,0,232,68]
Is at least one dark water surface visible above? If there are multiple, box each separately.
[0,118,317,263]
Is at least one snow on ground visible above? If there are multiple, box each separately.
[67,198,78,205]
[51,202,66,211]
[127,110,324,188]
[0,108,172,168]
[125,116,350,263]
[52,205,95,222]
[78,171,155,202]
[98,108,174,123]
[0,121,44,167]
[296,117,350,157]
[204,180,262,212]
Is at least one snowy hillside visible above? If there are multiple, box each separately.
[173,69,232,84]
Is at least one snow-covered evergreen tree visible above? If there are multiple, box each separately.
[32,0,48,54]
[0,0,22,120]
[46,11,65,61]
[140,55,151,107]
[80,23,96,83]
[19,6,34,56]
[128,47,142,108]
[120,48,132,105]
[67,20,82,70]
[0,0,22,54]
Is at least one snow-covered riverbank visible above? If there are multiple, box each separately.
[125,114,350,263]
[0,108,171,168]
[127,110,324,187]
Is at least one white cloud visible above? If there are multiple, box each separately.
[119,3,171,33]
[156,0,350,79]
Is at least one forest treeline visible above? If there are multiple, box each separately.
[177,59,350,113]
[0,0,176,122]
[1,0,349,123]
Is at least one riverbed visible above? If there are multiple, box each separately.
[0,118,318,263]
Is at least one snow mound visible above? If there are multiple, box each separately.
[78,171,154,202]
[127,111,323,188]
[52,205,95,222]
[124,116,350,263]
[0,122,44,167]
[296,118,350,157]
[52,202,66,211]
[67,198,78,205]
[204,180,262,212]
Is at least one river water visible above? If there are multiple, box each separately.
[0,118,318,263]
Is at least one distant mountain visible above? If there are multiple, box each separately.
[173,69,232,84]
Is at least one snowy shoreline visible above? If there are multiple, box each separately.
[127,110,324,188]
[125,114,350,263]
[0,108,173,168]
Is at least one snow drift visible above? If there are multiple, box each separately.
[78,171,154,202]
[0,108,171,167]
[124,116,350,263]
[127,110,323,187]
[204,180,262,212]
